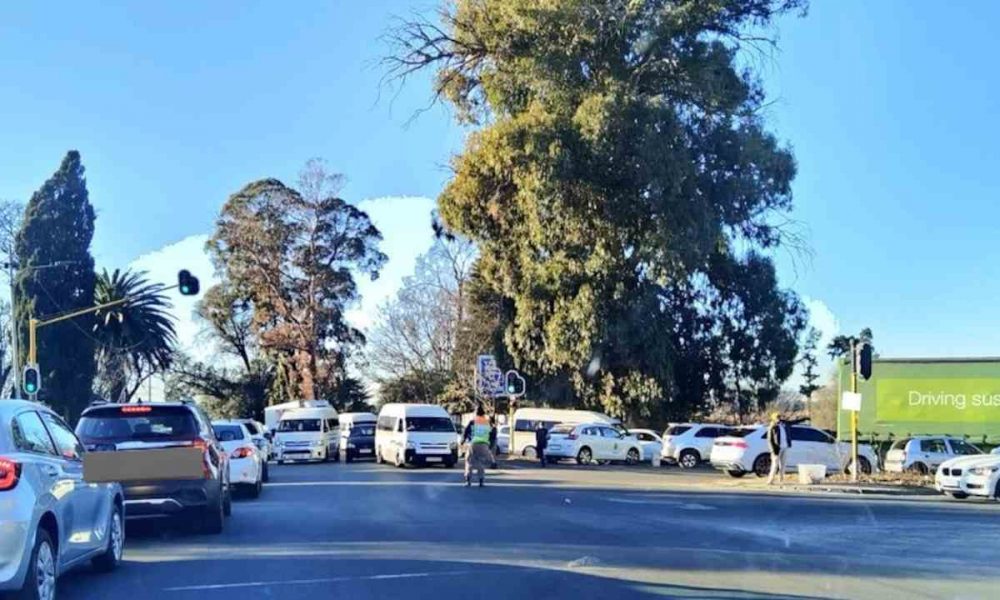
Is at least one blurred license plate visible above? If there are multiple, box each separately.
[425,456,442,463]
[359,449,372,454]
[549,445,562,451]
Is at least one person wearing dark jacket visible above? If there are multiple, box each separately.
[767,413,808,484]
[535,423,548,467]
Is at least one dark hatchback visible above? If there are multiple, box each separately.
[75,402,232,534]
[342,424,376,462]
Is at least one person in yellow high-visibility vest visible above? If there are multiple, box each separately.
[462,404,494,487]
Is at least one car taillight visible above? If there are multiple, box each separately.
[732,441,748,449]
[566,433,577,440]
[190,438,213,478]
[0,457,21,491]
[230,447,254,459]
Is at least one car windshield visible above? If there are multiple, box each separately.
[213,424,245,442]
[726,428,759,438]
[950,440,982,455]
[242,422,261,435]
[350,426,375,437]
[890,439,912,451]
[405,417,455,432]
[278,419,321,433]
[77,407,199,443]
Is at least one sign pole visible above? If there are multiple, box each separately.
[851,339,859,483]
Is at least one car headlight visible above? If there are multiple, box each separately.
[406,442,416,450]
[347,442,356,449]
[449,441,458,450]
[312,440,325,447]
[970,465,1000,475]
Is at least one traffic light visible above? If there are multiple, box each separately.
[178,270,200,296]
[504,370,526,397]
[856,343,873,381]
[23,364,40,396]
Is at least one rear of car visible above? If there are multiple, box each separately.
[663,424,731,468]
[884,438,914,473]
[213,422,264,496]
[710,426,763,476]
[544,424,582,462]
[76,403,230,534]
[2,400,125,598]
[659,424,693,464]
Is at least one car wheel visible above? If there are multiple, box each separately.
[262,462,269,483]
[223,485,232,516]
[201,494,225,534]
[625,448,640,465]
[376,446,384,464]
[249,476,262,499]
[576,447,593,465]
[727,470,746,478]
[395,450,405,468]
[855,456,872,475]
[950,491,969,500]
[908,462,929,475]
[752,454,771,478]
[17,526,56,600]
[92,503,124,572]
[678,449,700,469]
[523,446,537,459]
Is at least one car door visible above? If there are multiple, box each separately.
[920,438,950,468]
[693,427,721,458]
[600,427,624,460]
[39,410,109,559]
[580,426,602,458]
[786,427,819,467]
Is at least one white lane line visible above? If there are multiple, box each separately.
[165,568,512,592]
[602,496,717,510]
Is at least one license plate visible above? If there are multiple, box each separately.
[359,449,372,454]
[425,456,442,463]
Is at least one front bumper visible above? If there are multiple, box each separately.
[962,473,995,497]
[278,446,326,461]
[935,475,964,493]
[344,445,376,459]
[404,449,458,465]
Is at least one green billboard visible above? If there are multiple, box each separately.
[836,358,1000,442]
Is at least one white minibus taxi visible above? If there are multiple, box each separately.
[375,404,459,468]
[275,405,340,463]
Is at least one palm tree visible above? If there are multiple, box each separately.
[93,269,177,402]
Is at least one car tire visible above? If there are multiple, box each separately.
[625,448,640,465]
[727,470,746,478]
[16,526,56,600]
[950,492,969,500]
[376,446,384,464]
[678,449,700,469]
[752,454,771,478]
[222,485,232,517]
[92,503,124,572]
[852,456,873,476]
[908,462,929,475]
[576,447,593,465]
[523,446,537,459]
[395,450,405,468]
[248,477,262,499]
[200,497,225,535]
[262,462,269,483]
[345,452,353,463]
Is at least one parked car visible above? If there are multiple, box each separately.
[342,422,376,462]
[627,428,662,462]
[884,436,983,474]
[236,418,274,462]
[213,421,266,497]
[1,400,126,600]
[274,405,340,464]
[661,423,733,469]
[375,404,459,468]
[497,425,510,454]
[934,454,1000,499]
[710,424,879,478]
[76,401,232,534]
[545,423,643,465]
[510,408,620,458]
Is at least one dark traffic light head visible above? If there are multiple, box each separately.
[23,364,40,396]
[178,270,200,296]
[856,343,873,380]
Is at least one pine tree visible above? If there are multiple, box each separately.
[15,150,97,422]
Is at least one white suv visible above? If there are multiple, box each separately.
[710,424,879,478]
[545,423,643,465]
[884,437,982,474]
[660,423,733,469]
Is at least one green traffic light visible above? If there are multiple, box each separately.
[25,383,36,393]
[180,285,189,294]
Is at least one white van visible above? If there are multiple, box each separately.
[274,405,340,463]
[375,404,459,468]
[511,408,620,458]
[264,399,331,432]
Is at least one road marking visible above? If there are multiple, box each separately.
[164,568,513,592]
[602,496,717,510]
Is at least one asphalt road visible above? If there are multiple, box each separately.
[58,459,1000,600]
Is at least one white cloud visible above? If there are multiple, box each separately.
[804,296,839,352]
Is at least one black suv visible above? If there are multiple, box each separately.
[76,402,232,534]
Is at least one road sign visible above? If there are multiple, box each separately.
[841,391,862,412]
[476,355,505,397]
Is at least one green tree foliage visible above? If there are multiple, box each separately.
[208,160,387,401]
[827,327,873,360]
[798,327,822,401]
[331,375,373,412]
[93,269,177,402]
[387,0,808,420]
[15,151,97,421]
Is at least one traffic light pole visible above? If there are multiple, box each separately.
[851,339,859,483]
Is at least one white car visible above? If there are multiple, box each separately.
[213,421,266,498]
[660,423,734,469]
[545,423,643,465]
[236,418,274,465]
[884,436,983,474]
[710,424,879,478]
[497,425,510,454]
[627,428,662,462]
[935,454,1000,500]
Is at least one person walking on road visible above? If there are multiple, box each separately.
[463,404,494,487]
[767,413,807,484]
[489,416,499,469]
[535,422,548,468]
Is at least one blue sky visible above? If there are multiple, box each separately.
[2,0,999,385]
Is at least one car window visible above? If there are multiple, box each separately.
[278,419,321,433]
[890,438,911,451]
[77,405,200,443]
[636,432,651,441]
[405,417,454,432]
[377,416,395,431]
[600,427,620,438]
[243,421,261,435]
[12,411,58,456]
[40,412,85,460]
[920,439,947,453]
[665,425,691,436]
[790,427,830,443]
[349,426,375,437]
[694,427,719,438]
[326,418,339,431]
[948,439,981,456]
[550,424,576,435]
[213,424,246,442]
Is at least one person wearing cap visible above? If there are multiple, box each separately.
[767,413,808,484]
[462,403,494,487]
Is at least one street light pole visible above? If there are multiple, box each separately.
[8,261,19,399]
